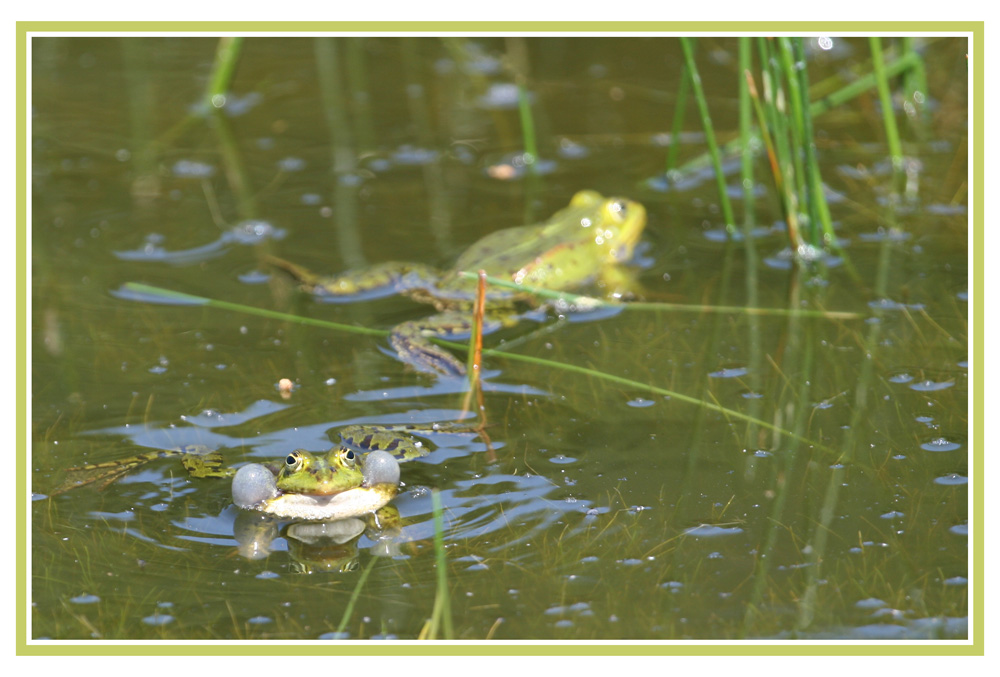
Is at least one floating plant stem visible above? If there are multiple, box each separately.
[122,282,386,338]
[455,272,862,320]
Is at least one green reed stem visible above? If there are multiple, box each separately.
[738,38,756,232]
[426,489,454,639]
[869,36,906,195]
[809,49,921,117]
[757,38,802,250]
[744,69,788,223]
[346,38,376,153]
[679,37,736,234]
[666,51,692,173]
[792,37,834,245]
[900,37,929,126]
[517,83,539,169]
[670,50,923,181]
[203,37,244,110]
[776,38,809,233]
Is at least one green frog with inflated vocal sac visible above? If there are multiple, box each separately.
[268,190,647,376]
[51,423,466,521]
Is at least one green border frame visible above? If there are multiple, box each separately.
[16,21,984,656]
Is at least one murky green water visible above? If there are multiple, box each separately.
[31,36,968,641]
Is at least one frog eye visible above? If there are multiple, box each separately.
[340,449,357,467]
[608,200,628,220]
[284,451,305,471]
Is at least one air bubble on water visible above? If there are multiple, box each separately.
[920,438,961,452]
[933,473,967,486]
[910,380,954,392]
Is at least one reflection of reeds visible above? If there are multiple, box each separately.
[335,556,378,637]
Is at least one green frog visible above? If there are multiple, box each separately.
[51,423,461,520]
[231,447,400,521]
[268,190,648,376]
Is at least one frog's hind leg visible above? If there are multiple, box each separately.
[50,445,230,495]
[387,310,499,376]
[50,448,176,495]
[266,255,441,299]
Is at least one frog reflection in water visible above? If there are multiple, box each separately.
[268,190,648,376]
[53,424,456,521]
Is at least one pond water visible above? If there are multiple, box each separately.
[30,35,969,641]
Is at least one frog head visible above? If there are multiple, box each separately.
[567,189,647,264]
[275,448,364,495]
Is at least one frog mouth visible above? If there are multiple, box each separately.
[308,477,356,496]
[264,485,399,521]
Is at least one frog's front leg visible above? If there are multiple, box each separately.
[388,310,508,376]
[179,446,236,478]
[266,255,441,298]
[597,263,645,301]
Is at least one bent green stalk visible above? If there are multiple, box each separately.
[122,281,841,457]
